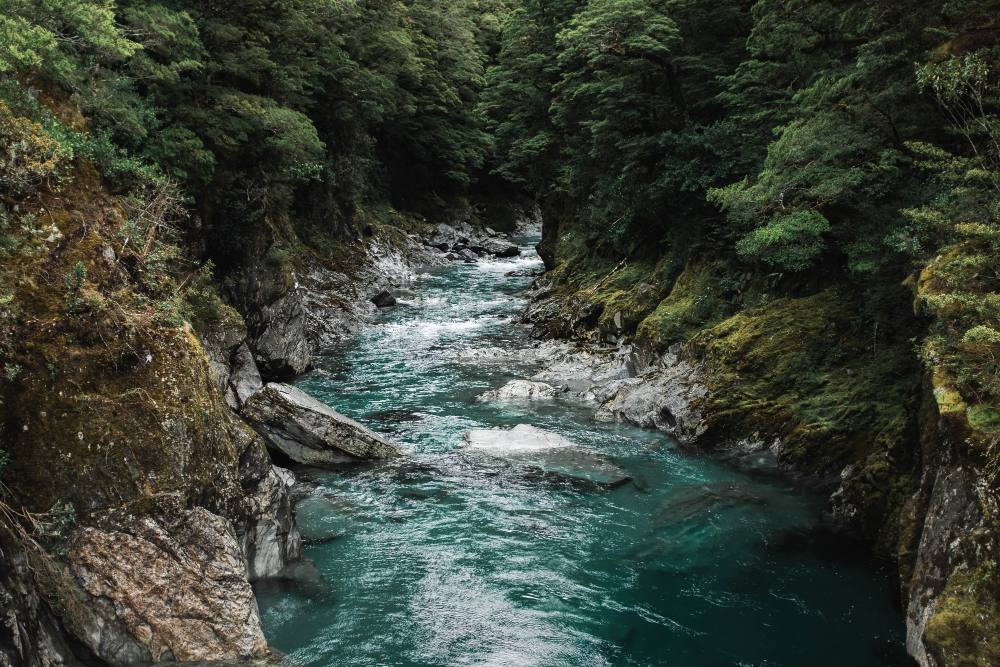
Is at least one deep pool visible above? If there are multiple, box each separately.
[254,238,908,667]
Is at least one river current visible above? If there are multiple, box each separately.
[254,237,908,666]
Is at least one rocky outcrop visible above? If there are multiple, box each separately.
[298,231,445,353]
[1,524,89,667]
[592,345,708,443]
[519,287,603,341]
[0,155,303,666]
[418,221,520,260]
[241,383,404,465]
[66,495,269,666]
[251,293,312,380]
[371,290,396,308]
[239,466,302,582]
[905,467,987,667]
[226,343,265,411]
[196,301,250,396]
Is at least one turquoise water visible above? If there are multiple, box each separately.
[254,238,908,667]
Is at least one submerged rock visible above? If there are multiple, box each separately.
[475,379,568,402]
[462,424,628,486]
[241,383,404,465]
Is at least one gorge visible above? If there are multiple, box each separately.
[2,1,1000,666]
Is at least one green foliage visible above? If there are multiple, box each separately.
[0,448,8,478]
[0,0,139,75]
[735,211,831,271]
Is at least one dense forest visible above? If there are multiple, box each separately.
[2,0,1000,665]
[3,0,1000,399]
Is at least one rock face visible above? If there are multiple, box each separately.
[66,496,269,666]
[239,460,302,582]
[475,380,567,402]
[592,345,708,443]
[197,301,250,396]
[241,383,404,465]
[252,293,312,379]
[299,231,445,353]
[226,342,265,411]
[905,466,989,667]
[462,424,629,486]
[1,525,88,667]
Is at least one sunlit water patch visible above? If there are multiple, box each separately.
[255,237,907,666]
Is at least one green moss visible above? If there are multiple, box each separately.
[0,158,249,520]
[636,259,733,351]
[678,286,922,554]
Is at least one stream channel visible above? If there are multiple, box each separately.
[254,236,909,666]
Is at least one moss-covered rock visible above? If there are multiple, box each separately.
[635,258,732,350]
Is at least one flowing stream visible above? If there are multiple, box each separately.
[254,237,908,666]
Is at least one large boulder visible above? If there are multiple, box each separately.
[474,238,520,258]
[241,383,404,465]
[426,223,458,250]
[371,290,397,308]
[226,342,264,411]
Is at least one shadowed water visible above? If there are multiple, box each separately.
[254,238,908,666]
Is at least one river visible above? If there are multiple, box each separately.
[253,236,908,666]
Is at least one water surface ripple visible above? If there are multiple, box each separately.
[255,238,907,666]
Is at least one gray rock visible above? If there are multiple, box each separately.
[457,248,479,262]
[195,303,248,395]
[427,223,458,250]
[475,380,567,402]
[252,293,312,379]
[241,383,404,465]
[462,424,628,486]
[0,528,96,667]
[905,467,986,667]
[226,343,264,411]
[239,465,302,582]
[481,239,520,258]
[513,205,543,236]
[591,347,707,443]
[371,290,397,308]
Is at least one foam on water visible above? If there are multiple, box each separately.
[256,236,909,667]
